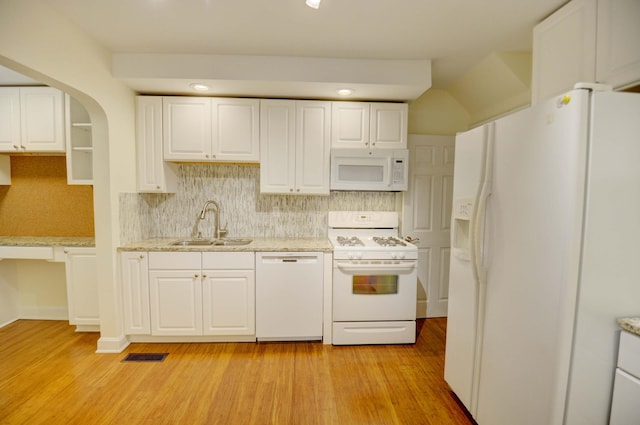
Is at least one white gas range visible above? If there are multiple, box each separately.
[328,211,418,345]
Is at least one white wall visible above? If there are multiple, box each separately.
[0,0,137,352]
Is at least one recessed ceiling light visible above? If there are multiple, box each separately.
[190,83,210,91]
[337,88,354,96]
[306,0,321,9]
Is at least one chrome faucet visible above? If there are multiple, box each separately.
[199,200,227,239]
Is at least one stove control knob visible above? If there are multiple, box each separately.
[391,253,398,259]
[397,252,405,259]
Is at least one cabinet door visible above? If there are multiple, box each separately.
[211,98,259,162]
[163,97,211,160]
[64,247,98,328]
[331,102,370,148]
[259,99,296,193]
[136,96,178,192]
[370,103,408,149]
[596,0,640,88]
[120,251,151,335]
[149,270,202,336]
[20,87,65,152]
[0,88,21,152]
[531,0,597,104]
[202,270,255,336]
[296,101,331,195]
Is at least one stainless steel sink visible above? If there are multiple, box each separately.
[170,238,252,246]
[170,239,215,246]
[212,238,252,246]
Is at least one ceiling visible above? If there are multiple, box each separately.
[7,0,567,101]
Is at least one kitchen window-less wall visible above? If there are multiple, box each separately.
[119,163,399,243]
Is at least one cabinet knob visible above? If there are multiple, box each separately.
[63,249,69,254]
[139,254,145,259]
[202,274,207,278]
[13,145,19,150]
[296,189,300,192]
[290,188,293,192]
[156,185,160,190]
[194,274,199,278]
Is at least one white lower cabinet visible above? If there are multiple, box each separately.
[120,251,151,335]
[610,330,640,425]
[64,247,98,330]
[149,268,203,336]
[121,250,255,338]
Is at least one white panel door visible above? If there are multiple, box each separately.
[259,99,296,193]
[20,87,65,152]
[370,103,408,149]
[211,98,259,162]
[64,247,98,328]
[296,101,330,195]
[0,87,21,151]
[163,97,211,160]
[202,270,255,336]
[135,96,178,193]
[331,102,370,148]
[120,251,151,335]
[531,0,597,104]
[149,270,202,336]
[596,0,640,88]
[402,134,454,319]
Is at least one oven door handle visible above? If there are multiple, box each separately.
[336,262,416,273]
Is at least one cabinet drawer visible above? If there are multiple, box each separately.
[148,252,201,269]
[202,252,254,269]
[618,331,640,378]
[609,368,640,425]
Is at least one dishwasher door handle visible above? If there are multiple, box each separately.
[260,256,320,264]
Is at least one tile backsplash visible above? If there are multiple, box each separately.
[120,163,399,244]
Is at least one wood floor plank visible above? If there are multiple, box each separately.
[0,319,474,425]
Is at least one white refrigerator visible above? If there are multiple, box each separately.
[444,84,640,425]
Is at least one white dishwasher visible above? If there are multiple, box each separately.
[255,252,323,341]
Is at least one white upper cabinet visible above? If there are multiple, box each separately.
[331,102,408,149]
[211,98,260,162]
[532,0,640,104]
[136,96,178,193]
[532,0,597,104]
[260,99,331,195]
[162,96,259,162]
[596,0,640,88]
[0,87,65,152]
[331,102,370,148]
[0,88,20,151]
[163,97,211,160]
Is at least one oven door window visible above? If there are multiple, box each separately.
[352,275,398,294]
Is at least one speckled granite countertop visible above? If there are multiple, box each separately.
[0,236,95,247]
[118,237,333,253]
[618,317,640,337]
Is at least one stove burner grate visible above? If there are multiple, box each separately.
[372,236,407,247]
[336,236,364,247]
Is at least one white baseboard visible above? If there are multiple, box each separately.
[19,306,68,321]
[96,335,130,353]
[0,317,18,328]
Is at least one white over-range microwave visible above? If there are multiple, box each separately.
[330,149,409,191]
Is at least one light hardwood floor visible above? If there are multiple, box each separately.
[0,318,474,425]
